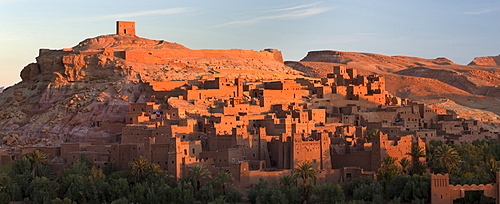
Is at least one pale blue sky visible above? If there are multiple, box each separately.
[1,0,500,87]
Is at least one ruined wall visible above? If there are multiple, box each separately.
[124,48,282,63]
[331,151,372,170]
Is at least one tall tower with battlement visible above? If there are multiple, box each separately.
[116,21,136,36]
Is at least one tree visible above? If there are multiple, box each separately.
[28,177,58,204]
[129,156,161,182]
[432,144,462,175]
[293,161,317,185]
[386,175,430,202]
[186,165,212,192]
[406,145,426,167]
[410,161,427,175]
[365,129,380,142]
[293,160,317,204]
[312,182,345,204]
[485,158,500,182]
[213,171,234,195]
[278,175,296,187]
[173,181,194,204]
[378,156,401,185]
[25,149,48,178]
[109,178,130,201]
[353,182,383,202]
[196,184,214,204]
[400,157,411,175]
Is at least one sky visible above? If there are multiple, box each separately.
[1,0,500,87]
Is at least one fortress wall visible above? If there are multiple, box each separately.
[124,48,281,63]
[331,151,372,170]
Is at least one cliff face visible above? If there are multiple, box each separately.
[287,50,500,122]
[0,34,301,148]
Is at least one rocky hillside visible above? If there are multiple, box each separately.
[468,54,500,66]
[286,50,500,122]
[0,34,302,149]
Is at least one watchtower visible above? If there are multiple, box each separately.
[116,21,136,36]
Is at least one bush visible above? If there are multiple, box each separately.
[352,182,383,201]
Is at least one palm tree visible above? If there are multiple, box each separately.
[25,149,48,178]
[279,175,296,187]
[214,171,233,194]
[187,165,212,192]
[433,144,462,175]
[485,158,500,182]
[378,156,401,184]
[293,160,318,204]
[129,156,161,182]
[365,129,380,142]
[399,157,411,175]
[406,145,426,166]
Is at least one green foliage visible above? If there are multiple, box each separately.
[196,184,214,204]
[312,182,344,204]
[28,177,58,204]
[399,157,410,175]
[387,197,401,204]
[109,178,130,201]
[430,144,462,175]
[51,198,77,204]
[186,165,212,192]
[129,182,146,203]
[386,175,430,202]
[213,171,234,194]
[372,193,383,204]
[378,156,401,185]
[279,175,296,187]
[224,188,243,204]
[346,200,366,204]
[409,161,427,175]
[344,177,377,196]
[129,156,162,183]
[248,178,300,204]
[0,192,10,204]
[352,182,383,201]
[25,149,48,178]
[110,197,129,204]
[101,162,118,176]
[5,139,500,204]
[173,181,195,204]
[294,160,318,203]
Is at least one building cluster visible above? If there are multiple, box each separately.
[2,64,499,187]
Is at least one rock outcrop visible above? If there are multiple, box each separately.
[468,54,500,66]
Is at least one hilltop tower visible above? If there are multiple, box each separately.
[116,21,136,35]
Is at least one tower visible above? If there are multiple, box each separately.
[235,78,243,98]
[116,21,136,36]
[431,174,451,203]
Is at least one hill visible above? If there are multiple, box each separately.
[285,50,500,122]
[0,33,302,147]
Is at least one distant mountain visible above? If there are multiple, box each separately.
[0,87,4,93]
[285,50,500,123]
